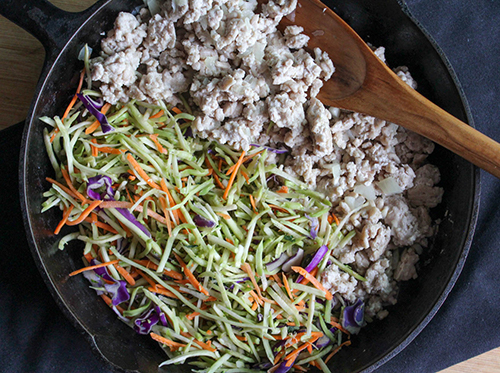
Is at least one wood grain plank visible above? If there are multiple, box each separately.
[0,0,96,129]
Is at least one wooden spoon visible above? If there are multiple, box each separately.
[279,0,500,178]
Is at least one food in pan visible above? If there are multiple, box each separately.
[41,0,443,371]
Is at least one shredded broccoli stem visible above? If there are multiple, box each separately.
[42,91,366,373]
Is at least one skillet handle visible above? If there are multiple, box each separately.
[0,0,104,61]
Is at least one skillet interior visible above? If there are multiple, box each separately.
[18,0,478,372]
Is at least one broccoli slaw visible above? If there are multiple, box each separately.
[41,48,368,373]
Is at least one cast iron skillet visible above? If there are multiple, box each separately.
[0,0,480,372]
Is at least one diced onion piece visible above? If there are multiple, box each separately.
[377,177,403,195]
[354,184,376,201]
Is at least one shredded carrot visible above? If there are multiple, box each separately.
[251,302,259,311]
[158,196,173,237]
[61,167,88,204]
[66,200,103,226]
[69,259,120,277]
[212,172,225,190]
[249,290,264,307]
[84,252,94,263]
[114,264,136,286]
[298,267,319,286]
[91,139,98,157]
[150,332,187,350]
[293,365,308,372]
[216,212,231,220]
[171,107,182,115]
[174,253,210,296]
[241,170,250,183]
[54,205,74,235]
[249,195,258,214]
[269,204,289,214]
[148,286,178,299]
[276,185,289,194]
[180,332,216,352]
[274,349,286,365]
[135,268,158,289]
[331,213,340,226]
[150,109,165,119]
[272,274,283,287]
[46,177,78,200]
[223,151,246,199]
[160,178,181,225]
[83,216,118,234]
[291,266,333,300]
[235,335,248,342]
[62,69,85,120]
[49,129,59,143]
[97,146,125,154]
[325,340,352,363]
[85,103,111,135]
[133,259,183,280]
[282,273,294,301]
[186,311,200,320]
[225,150,264,174]
[100,294,126,314]
[206,330,212,335]
[241,263,262,299]
[126,153,161,190]
[149,134,168,154]
[329,319,350,335]
[284,335,322,364]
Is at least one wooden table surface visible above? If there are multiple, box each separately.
[0,0,499,372]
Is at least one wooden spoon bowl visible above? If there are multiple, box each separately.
[280,0,500,177]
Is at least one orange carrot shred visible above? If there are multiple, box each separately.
[180,332,216,352]
[62,69,85,120]
[54,205,74,234]
[269,204,289,214]
[186,311,200,320]
[85,103,111,135]
[126,153,161,190]
[158,196,173,237]
[100,294,126,314]
[83,216,118,234]
[325,341,352,363]
[223,151,246,199]
[150,110,165,119]
[114,264,136,286]
[91,139,98,157]
[241,263,262,299]
[216,212,231,220]
[69,259,120,277]
[291,266,332,300]
[61,167,88,204]
[150,333,187,350]
[277,185,289,194]
[66,200,102,226]
[171,107,182,115]
[46,177,78,200]
[249,195,258,213]
[241,170,250,184]
[174,253,210,296]
[149,134,168,154]
[331,213,340,226]
[282,273,294,301]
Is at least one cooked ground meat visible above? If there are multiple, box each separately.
[90,0,443,320]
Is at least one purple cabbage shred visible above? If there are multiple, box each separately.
[77,93,114,133]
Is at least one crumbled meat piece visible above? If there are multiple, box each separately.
[394,248,419,281]
[101,12,147,55]
[321,264,359,303]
